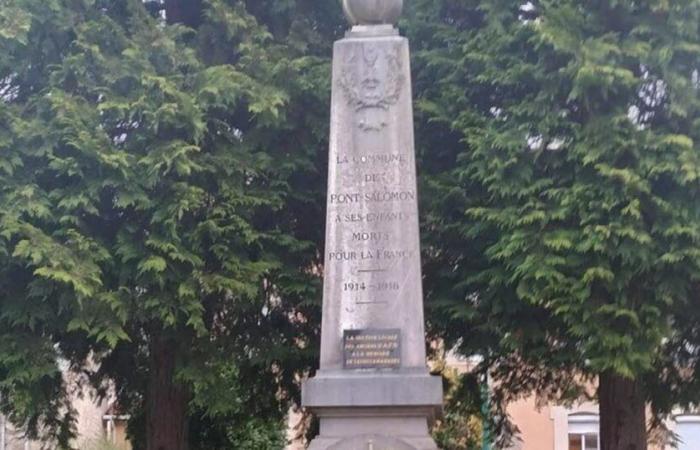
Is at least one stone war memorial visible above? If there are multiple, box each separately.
[302,0,444,448]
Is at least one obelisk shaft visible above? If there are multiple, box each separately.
[302,3,442,448]
[319,32,428,372]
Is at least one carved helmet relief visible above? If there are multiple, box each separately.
[339,42,405,132]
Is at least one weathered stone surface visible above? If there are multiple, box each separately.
[302,372,443,410]
[302,11,442,450]
[343,0,403,26]
[319,33,427,372]
[329,435,416,450]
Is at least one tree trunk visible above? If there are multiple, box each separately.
[599,371,647,450]
[164,0,203,27]
[146,334,189,450]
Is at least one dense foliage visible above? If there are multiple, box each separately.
[0,0,340,448]
[2,0,699,448]
[409,0,700,447]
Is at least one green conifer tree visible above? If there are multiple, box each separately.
[408,1,700,449]
[0,0,339,448]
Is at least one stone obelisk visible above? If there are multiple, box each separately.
[302,1,443,449]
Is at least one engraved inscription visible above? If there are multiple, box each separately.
[329,190,416,204]
[328,142,418,308]
[336,153,407,164]
[343,329,401,369]
[334,212,415,224]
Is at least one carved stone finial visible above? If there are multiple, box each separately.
[342,0,403,26]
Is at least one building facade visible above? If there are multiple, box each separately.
[0,380,130,450]
[507,394,699,450]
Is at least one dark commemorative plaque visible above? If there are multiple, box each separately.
[343,329,401,369]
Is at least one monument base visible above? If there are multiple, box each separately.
[309,434,438,450]
[303,371,442,450]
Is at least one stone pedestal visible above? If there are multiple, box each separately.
[302,20,443,450]
[304,371,441,449]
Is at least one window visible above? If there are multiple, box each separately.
[568,433,599,450]
[675,415,700,450]
[568,413,599,450]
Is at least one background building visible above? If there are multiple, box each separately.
[507,396,699,450]
[0,378,130,450]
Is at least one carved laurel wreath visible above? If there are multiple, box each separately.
[339,44,405,130]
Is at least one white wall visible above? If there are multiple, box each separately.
[674,416,700,450]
